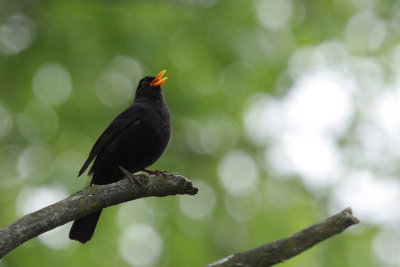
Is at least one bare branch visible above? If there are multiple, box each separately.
[0,171,198,258]
[208,208,359,267]
[0,171,359,266]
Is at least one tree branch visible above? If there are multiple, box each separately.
[208,208,359,267]
[0,171,198,258]
[0,171,359,266]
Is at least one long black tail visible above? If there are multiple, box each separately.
[69,209,102,244]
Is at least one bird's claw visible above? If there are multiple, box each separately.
[119,166,143,187]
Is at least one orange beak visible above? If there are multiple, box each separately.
[150,70,168,87]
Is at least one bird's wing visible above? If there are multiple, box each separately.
[78,106,143,177]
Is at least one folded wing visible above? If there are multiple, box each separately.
[78,106,143,177]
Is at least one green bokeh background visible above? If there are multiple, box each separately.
[1,0,399,266]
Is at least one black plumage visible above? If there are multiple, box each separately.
[69,70,171,243]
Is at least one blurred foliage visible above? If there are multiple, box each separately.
[1,0,400,266]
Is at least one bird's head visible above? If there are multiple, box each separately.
[135,70,168,100]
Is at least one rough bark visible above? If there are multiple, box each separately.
[0,171,198,258]
[208,208,359,267]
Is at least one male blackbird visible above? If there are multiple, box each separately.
[69,70,171,243]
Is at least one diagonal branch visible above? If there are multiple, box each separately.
[0,171,198,258]
[208,208,359,267]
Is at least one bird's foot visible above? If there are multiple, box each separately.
[119,166,143,186]
[143,169,171,180]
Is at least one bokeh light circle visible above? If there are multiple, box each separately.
[119,224,163,267]
[17,145,54,181]
[179,180,216,220]
[96,71,133,107]
[33,63,72,106]
[0,13,35,55]
[218,150,260,196]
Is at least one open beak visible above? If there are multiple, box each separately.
[150,70,168,87]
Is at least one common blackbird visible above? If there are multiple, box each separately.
[69,70,171,243]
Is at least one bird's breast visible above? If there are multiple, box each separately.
[118,104,170,170]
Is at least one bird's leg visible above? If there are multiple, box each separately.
[119,166,143,186]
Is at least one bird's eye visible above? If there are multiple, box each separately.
[141,80,148,87]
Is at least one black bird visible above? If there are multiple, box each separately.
[69,70,171,243]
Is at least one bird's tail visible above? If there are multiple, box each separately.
[69,209,102,244]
